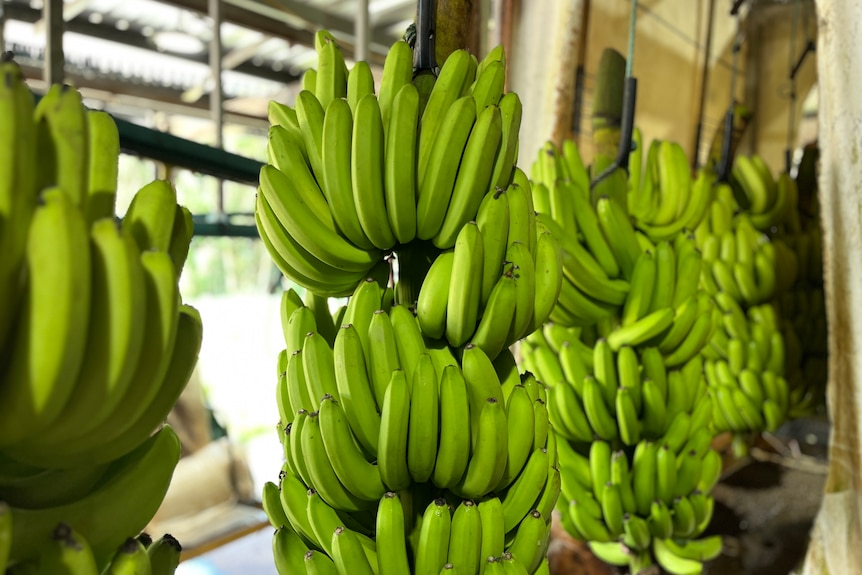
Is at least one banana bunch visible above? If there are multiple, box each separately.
[699,295,791,441]
[776,286,827,418]
[415,169,563,358]
[529,142,648,327]
[523,137,730,573]
[556,437,723,575]
[730,154,801,233]
[521,321,715,452]
[693,185,798,307]
[626,136,714,243]
[3,519,182,575]
[771,146,828,417]
[265,282,560,574]
[259,30,540,317]
[0,64,199,570]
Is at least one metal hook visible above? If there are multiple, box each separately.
[413,0,438,77]
[716,9,744,183]
[591,0,639,190]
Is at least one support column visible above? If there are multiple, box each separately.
[209,0,224,215]
[803,1,862,573]
[506,0,587,164]
[44,0,64,85]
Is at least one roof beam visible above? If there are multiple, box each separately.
[3,1,300,85]
[258,0,397,53]
[156,0,317,46]
[19,64,270,130]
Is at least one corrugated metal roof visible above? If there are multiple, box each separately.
[2,0,416,116]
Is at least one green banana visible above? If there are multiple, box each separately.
[652,537,705,575]
[34,83,89,207]
[417,95,477,239]
[301,410,370,512]
[367,309,402,411]
[375,492,411,575]
[294,89,326,183]
[347,60,376,112]
[434,104,503,249]
[332,323,380,456]
[506,509,549,574]
[104,537,153,575]
[384,83,420,244]
[415,498,452,575]
[314,32,347,110]
[472,270,518,360]
[320,97,374,250]
[476,187,510,305]
[13,218,145,449]
[331,527,375,575]
[612,302,676,349]
[407,353,440,482]
[272,526,308,575]
[378,39,414,129]
[433,365,472,489]
[378,369,411,491]
[454,397,508,499]
[317,396,384,501]
[0,61,37,355]
[417,49,475,186]
[447,500,483,575]
[146,534,182,575]
[0,188,91,446]
[352,93,397,250]
[84,109,120,224]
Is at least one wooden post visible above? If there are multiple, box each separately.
[802,1,862,572]
[504,0,587,166]
[44,0,64,85]
[435,0,479,63]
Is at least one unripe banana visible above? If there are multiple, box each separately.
[454,397,508,498]
[407,353,440,482]
[378,40,414,131]
[333,324,380,460]
[376,492,411,575]
[447,500,483,575]
[384,83,420,244]
[415,498,453,575]
[378,369,411,491]
[434,104,504,249]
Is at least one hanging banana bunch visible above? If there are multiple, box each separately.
[524,137,723,575]
[259,30,564,575]
[0,59,199,574]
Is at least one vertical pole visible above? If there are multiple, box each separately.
[802,1,862,572]
[691,0,715,170]
[479,0,489,55]
[0,2,6,55]
[355,0,369,62]
[572,0,591,144]
[44,0,64,85]
[209,0,224,215]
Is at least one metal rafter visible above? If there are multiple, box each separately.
[3,1,301,85]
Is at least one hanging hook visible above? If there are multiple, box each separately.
[784,0,801,173]
[413,0,438,77]
[716,9,744,183]
[591,0,639,190]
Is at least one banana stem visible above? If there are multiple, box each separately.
[434,0,476,65]
[394,242,438,308]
